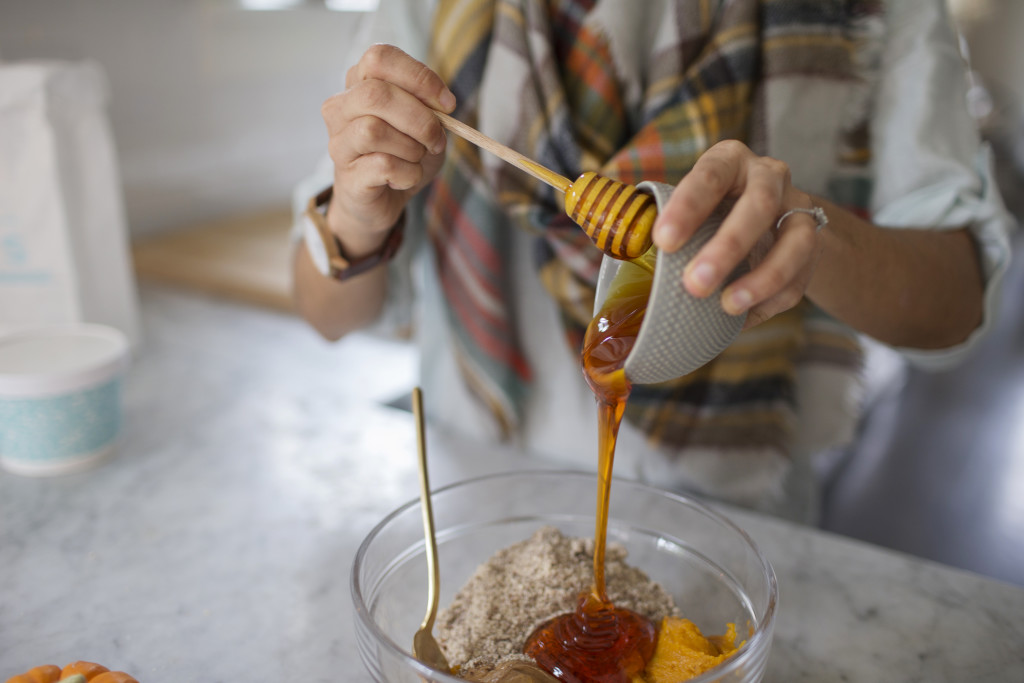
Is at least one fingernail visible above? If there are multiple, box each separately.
[439,88,456,111]
[432,135,448,155]
[686,262,716,291]
[726,288,753,314]
[654,222,683,250]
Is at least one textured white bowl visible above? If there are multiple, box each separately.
[0,324,130,476]
[594,181,748,385]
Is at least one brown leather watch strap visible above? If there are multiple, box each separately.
[307,185,405,281]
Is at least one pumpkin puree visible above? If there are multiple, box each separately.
[634,617,740,683]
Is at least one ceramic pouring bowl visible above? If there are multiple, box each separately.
[593,181,748,385]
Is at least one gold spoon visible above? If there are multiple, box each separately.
[472,661,560,683]
[434,111,657,271]
[410,388,556,683]
[411,386,452,675]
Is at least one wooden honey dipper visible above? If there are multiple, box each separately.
[434,111,657,261]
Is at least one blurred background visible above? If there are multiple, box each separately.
[2,0,368,237]
[1,0,1022,585]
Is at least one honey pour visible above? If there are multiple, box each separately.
[523,253,658,683]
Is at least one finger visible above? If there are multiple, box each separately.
[682,156,787,298]
[719,204,820,316]
[328,115,429,167]
[740,304,774,331]
[652,140,750,253]
[348,43,456,113]
[740,276,811,330]
[327,79,448,155]
[339,152,426,200]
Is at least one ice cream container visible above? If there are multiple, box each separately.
[0,324,130,476]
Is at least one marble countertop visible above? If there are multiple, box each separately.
[2,286,1023,682]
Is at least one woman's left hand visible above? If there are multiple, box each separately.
[652,139,824,329]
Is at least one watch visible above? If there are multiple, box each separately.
[302,185,404,281]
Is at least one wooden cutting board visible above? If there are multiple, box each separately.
[132,208,295,314]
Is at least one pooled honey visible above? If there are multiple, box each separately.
[524,593,656,683]
[523,255,657,683]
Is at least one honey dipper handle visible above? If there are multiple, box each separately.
[434,111,572,193]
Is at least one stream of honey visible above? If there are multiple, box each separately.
[523,255,658,683]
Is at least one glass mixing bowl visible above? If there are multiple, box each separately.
[351,470,777,683]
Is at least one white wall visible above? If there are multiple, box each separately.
[0,0,364,237]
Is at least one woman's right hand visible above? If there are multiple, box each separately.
[321,44,455,258]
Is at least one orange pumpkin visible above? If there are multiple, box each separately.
[5,665,62,683]
[5,662,137,683]
[89,675,137,683]
[59,664,108,681]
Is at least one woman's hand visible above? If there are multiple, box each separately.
[294,45,455,341]
[322,44,455,258]
[651,140,824,329]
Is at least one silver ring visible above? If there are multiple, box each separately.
[776,206,828,233]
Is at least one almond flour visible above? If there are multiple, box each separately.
[436,525,677,677]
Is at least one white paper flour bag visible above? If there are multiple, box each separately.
[0,60,139,345]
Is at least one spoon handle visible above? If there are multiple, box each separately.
[434,111,572,193]
[413,387,441,632]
